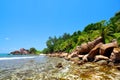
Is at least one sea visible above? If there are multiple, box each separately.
[0,53,37,60]
[0,53,48,79]
[0,53,120,80]
[0,53,71,80]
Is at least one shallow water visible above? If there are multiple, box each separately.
[0,55,120,80]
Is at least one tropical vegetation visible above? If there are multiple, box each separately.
[29,47,42,55]
[42,11,120,54]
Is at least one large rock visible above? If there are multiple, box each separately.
[77,37,103,55]
[87,37,103,49]
[10,48,29,55]
[78,55,84,59]
[96,60,108,65]
[22,50,29,54]
[10,50,20,55]
[77,43,90,54]
[110,48,120,63]
[87,43,103,61]
[59,52,68,58]
[94,55,109,62]
[99,40,118,57]
[20,48,26,53]
[67,51,78,59]
[82,54,89,62]
[87,40,118,61]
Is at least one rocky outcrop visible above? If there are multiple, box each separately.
[47,37,120,66]
[10,50,20,55]
[82,54,89,62]
[94,55,109,62]
[110,48,120,63]
[67,52,78,59]
[76,37,103,55]
[10,48,29,55]
[77,43,90,55]
[96,60,108,65]
[47,52,68,58]
[59,52,68,58]
[87,43,103,61]
[86,40,118,62]
[99,40,118,57]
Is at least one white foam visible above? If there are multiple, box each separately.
[0,57,35,60]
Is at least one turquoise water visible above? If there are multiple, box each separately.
[0,53,21,58]
[0,53,37,60]
[0,54,120,80]
[0,53,11,57]
[0,53,34,57]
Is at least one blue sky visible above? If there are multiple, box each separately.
[0,0,120,53]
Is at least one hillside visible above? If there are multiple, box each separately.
[42,11,120,54]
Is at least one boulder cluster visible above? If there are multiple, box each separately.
[10,48,29,55]
[47,37,120,66]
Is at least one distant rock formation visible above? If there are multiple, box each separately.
[10,50,21,55]
[10,48,29,55]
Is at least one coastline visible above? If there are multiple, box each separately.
[1,55,120,80]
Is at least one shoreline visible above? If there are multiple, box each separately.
[0,56,36,60]
[45,52,120,70]
[46,37,120,67]
[0,54,120,79]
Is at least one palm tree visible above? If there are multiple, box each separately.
[96,20,113,43]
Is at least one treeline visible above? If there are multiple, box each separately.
[29,47,41,54]
[10,47,41,55]
[42,11,120,54]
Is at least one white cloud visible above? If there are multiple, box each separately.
[5,37,10,40]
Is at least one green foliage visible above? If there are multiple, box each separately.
[42,48,50,54]
[29,47,37,54]
[113,33,120,45]
[42,11,120,54]
[36,50,42,55]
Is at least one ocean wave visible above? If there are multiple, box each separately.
[0,56,36,60]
